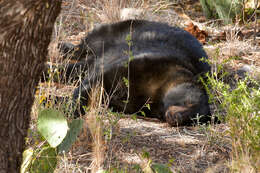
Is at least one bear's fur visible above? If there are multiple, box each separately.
[58,19,212,126]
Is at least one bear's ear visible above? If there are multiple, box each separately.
[58,42,75,55]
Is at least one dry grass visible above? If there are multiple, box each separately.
[85,87,106,172]
[230,154,260,173]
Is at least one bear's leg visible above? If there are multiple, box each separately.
[41,61,89,83]
[58,42,75,57]
[72,82,90,117]
[58,41,88,61]
[62,61,89,83]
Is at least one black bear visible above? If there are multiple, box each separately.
[58,19,212,126]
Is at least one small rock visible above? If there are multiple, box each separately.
[120,8,144,20]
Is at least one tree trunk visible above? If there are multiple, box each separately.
[0,0,61,172]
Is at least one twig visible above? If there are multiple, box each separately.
[253,0,259,44]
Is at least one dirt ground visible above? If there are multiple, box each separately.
[37,0,260,172]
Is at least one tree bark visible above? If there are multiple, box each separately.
[0,0,61,172]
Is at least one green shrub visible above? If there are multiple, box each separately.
[200,0,243,24]
[201,60,260,172]
[21,108,84,173]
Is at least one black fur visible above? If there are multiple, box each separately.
[58,20,212,126]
